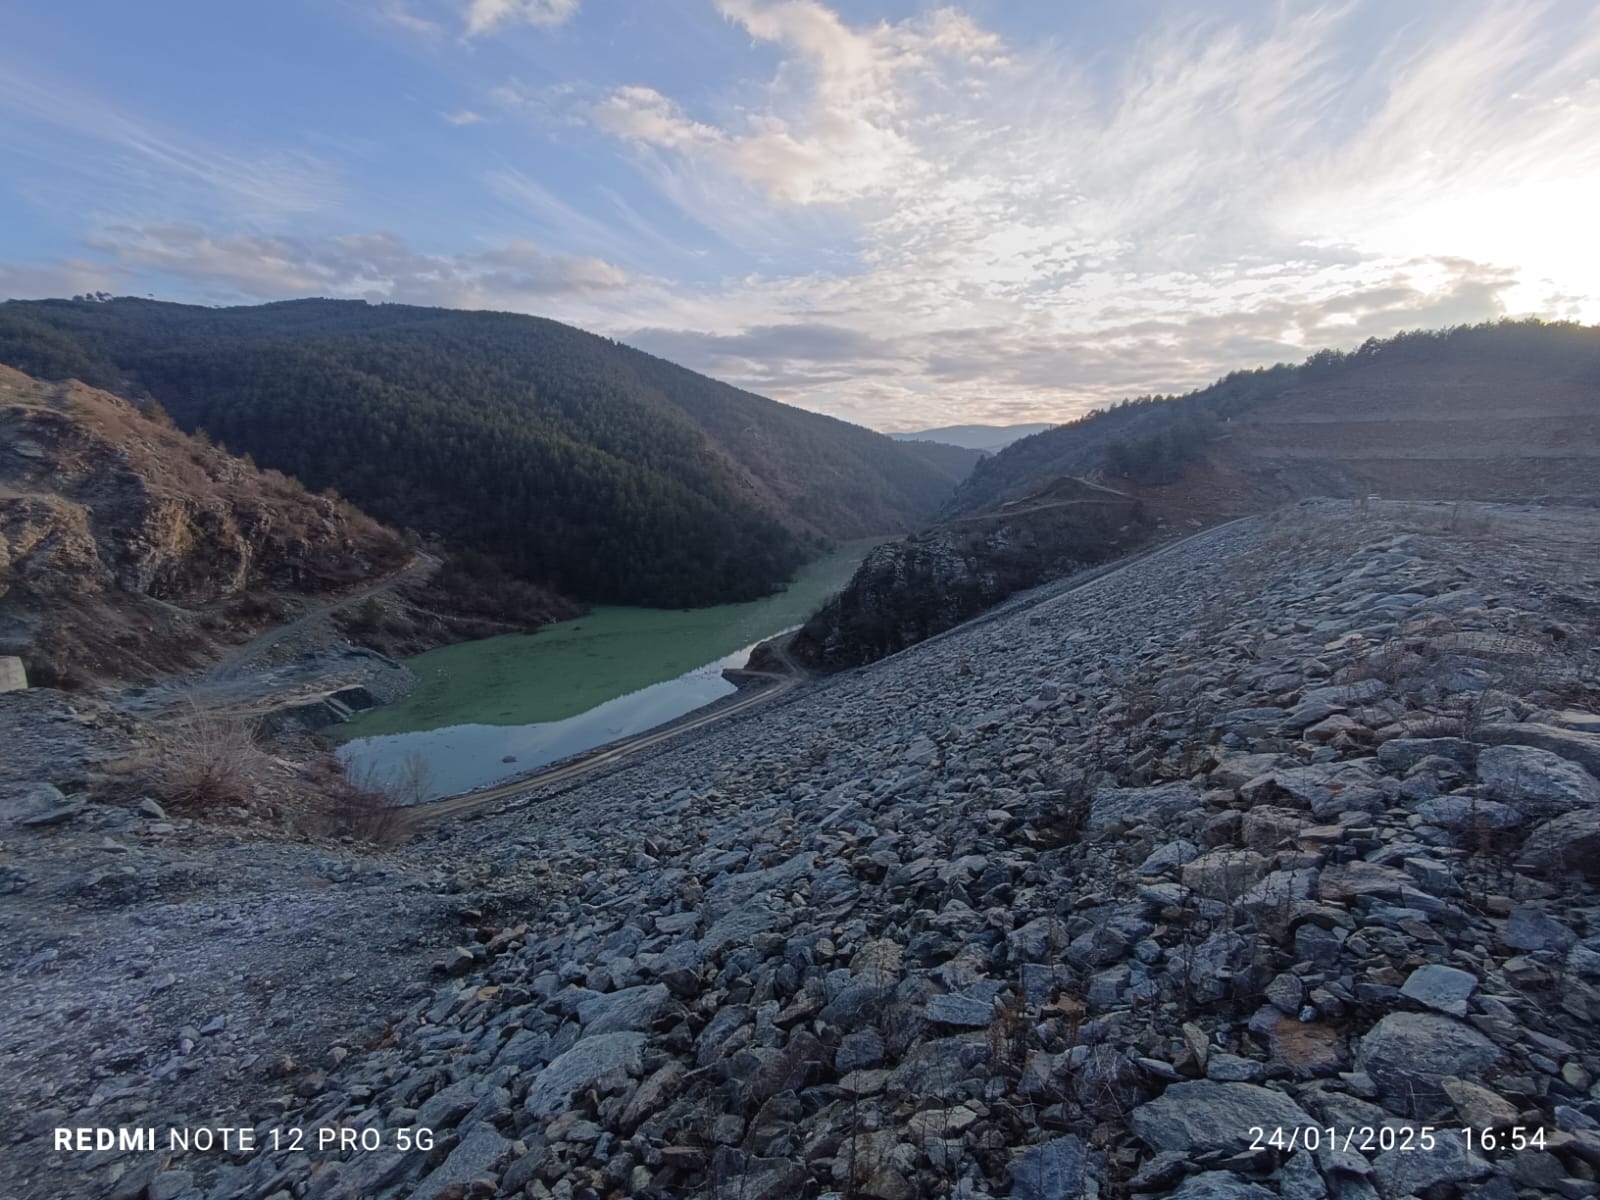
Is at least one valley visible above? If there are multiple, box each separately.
[3,315,1600,1200]
[7,500,1600,1200]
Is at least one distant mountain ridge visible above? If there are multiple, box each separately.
[949,319,1600,522]
[801,319,1600,670]
[890,422,1055,451]
[0,297,960,608]
[882,438,988,484]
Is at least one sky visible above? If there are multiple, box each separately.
[1,1,1597,432]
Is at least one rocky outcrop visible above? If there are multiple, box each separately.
[792,479,1153,668]
[0,366,408,683]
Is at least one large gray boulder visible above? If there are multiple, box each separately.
[524,1031,646,1117]
[1479,722,1600,778]
[1087,782,1202,837]
[1169,1173,1278,1200]
[1519,810,1600,880]
[1182,849,1269,901]
[1131,1081,1314,1154]
[1355,1013,1501,1114]
[1010,1135,1091,1200]
[1477,743,1600,818]
[405,1127,510,1200]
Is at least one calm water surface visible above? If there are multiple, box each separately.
[337,540,880,799]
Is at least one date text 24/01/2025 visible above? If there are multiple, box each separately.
[1249,1127,1548,1154]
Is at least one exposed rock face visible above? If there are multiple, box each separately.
[8,502,1600,1200]
[791,478,1152,668]
[0,365,408,683]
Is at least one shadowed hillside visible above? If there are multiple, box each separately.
[951,319,1600,522]
[0,297,960,608]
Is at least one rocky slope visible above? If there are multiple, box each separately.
[7,500,1600,1200]
[0,365,417,685]
[791,479,1153,669]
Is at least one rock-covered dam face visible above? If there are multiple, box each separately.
[8,500,1600,1200]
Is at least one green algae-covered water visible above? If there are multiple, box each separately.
[336,540,881,798]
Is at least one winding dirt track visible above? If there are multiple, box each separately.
[211,552,438,680]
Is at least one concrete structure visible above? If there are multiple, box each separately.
[0,656,27,692]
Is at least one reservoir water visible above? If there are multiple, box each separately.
[336,539,880,799]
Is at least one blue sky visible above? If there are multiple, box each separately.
[2,0,1597,430]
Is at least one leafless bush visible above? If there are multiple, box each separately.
[338,753,431,845]
[150,705,269,811]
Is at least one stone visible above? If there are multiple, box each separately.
[1241,806,1305,852]
[1265,973,1305,1015]
[1182,849,1269,901]
[1372,1129,1490,1198]
[405,1127,510,1200]
[837,1028,886,1073]
[1477,744,1600,817]
[709,1149,806,1200]
[1354,1013,1501,1114]
[1520,810,1600,879]
[576,983,670,1035]
[1318,860,1413,903]
[1441,1077,1519,1129]
[620,1061,685,1128]
[1131,1082,1315,1154]
[414,1080,478,1131]
[1378,737,1478,774]
[525,1031,646,1117]
[1010,1135,1090,1200]
[1399,964,1477,1017]
[1168,1173,1278,1200]
[1505,905,1576,953]
[1207,1054,1265,1082]
[0,655,26,692]
[2,783,77,827]
[699,905,780,959]
[1479,722,1600,778]
[1415,795,1523,831]
[1087,782,1203,837]
[440,947,476,976]
[137,797,166,819]
[147,1172,195,1200]
[925,982,1001,1027]
[1139,839,1200,875]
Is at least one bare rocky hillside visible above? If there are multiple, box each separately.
[0,366,411,686]
[6,500,1600,1200]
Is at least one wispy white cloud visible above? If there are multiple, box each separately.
[463,0,578,37]
[6,1,1597,432]
[0,63,337,222]
[573,0,1600,426]
[73,225,632,312]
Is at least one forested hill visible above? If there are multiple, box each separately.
[947,319,1600,520]
[0,297,957,607]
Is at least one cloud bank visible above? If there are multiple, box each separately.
[3,0,1597,429]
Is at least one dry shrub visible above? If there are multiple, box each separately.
[150,706,269,811]
[335,752,432,846]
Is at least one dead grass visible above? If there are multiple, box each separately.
[332,752,431,846]
[149,703,271,812]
